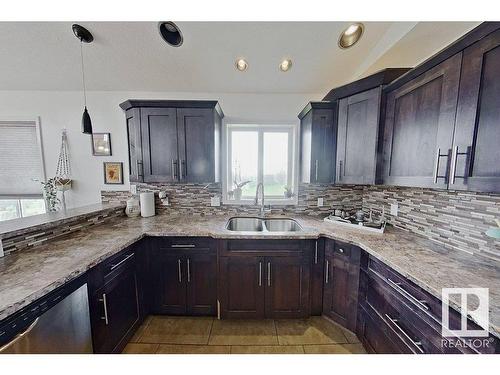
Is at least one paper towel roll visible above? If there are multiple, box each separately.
[140,192,155,217]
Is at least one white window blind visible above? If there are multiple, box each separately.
[0,121,45,196]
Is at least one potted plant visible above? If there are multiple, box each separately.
[233,179,251,200]
[40,177,60,212]
[284,186,294,199]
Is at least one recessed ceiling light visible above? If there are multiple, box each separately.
[338,23,364,49]
[279,59,292,72]
[235,58,248,72]
[158,21,183,47]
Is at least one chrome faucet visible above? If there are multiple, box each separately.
[254,182,266,216]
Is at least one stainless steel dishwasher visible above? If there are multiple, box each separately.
[0,279,93,354]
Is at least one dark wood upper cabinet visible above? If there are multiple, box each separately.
[451,29,500,193]
[381,53,462,189]
[125,108,143,183]
[141,107,179,183]
[337,87,382,184]
[299,102,337,183]
[120,100,224,184]
[322,240,361,331]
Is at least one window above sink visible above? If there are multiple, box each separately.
[223,123,299,206]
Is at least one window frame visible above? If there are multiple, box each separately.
[223,123,299,206]
[0,116,47,213]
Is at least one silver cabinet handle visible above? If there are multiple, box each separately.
[171,159,178,180]
[110,253,134,271]
[0,317,40,352]
[137,161,144,179]
[339,160,343,181]
[433,148,441,184]
[314,242,318,264]
[338,248,344,254]
[267,262,271,287]
[99,294,109,325]
[325,260,329,284]
[187,258,191,283]
[449,146,468,184]
[384,314,424,354]
[171,244,196,248]
[315,160,319,181]
[258,262,262,286]
[178,259,182,283]
[180,160,186,180]
[387,278,428,311]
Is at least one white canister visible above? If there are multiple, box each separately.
[125,197,141,218]
[140,192,156,217]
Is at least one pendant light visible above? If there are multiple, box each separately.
[72,24,94,134]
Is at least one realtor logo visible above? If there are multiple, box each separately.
[441,288,489,338]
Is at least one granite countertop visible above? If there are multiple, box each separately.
[1,213,498,338]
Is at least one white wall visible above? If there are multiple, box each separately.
[0,90,322,208]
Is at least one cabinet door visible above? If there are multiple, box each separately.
[186,251,217,316]
[177,108,216,183]
[126,108,143,182]
[451,29,500,192]
[219,256,265,319]
[337,87,381,184]
[91,266,140,353]
[323,241,360,331]
[310,109,335,183]
[381,54,462,188]
[141,107,179,182]
[265,256,310,318]
[152,253,187,315]
[310,239,325,315]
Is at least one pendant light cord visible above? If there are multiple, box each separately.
[80,40,87,107]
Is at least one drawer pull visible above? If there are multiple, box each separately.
[110,253,134,271]
[387,278,429,311]
[338,248,344,254]
[314,242,318,264]
[325,260,329,284]
[384,314,424,354]
[171,244,196,248]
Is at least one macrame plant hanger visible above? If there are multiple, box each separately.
[55,129,72,210]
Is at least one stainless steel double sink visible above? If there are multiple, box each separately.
[225,217,302,233]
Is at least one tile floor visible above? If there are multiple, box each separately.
[122,315,367,354]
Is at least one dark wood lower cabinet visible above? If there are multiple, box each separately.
[218,240,312,319]
[322,240,361,331]
[89,247,142,354]
[218,256,265,319]
[151,238,217,316]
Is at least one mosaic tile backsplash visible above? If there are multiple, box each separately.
[102,183,500,262]
[362,186,500,262]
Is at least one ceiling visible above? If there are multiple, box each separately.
[0,22,479,94]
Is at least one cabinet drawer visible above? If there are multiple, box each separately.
[155,237,215,251]
[219,239,310,257]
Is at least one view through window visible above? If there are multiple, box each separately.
[226,124,296,202]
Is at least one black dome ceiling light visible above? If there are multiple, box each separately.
[72,24,94,134]
[158,22,183,47]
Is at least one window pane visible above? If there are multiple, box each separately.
[0,200,21,222]
[20,199,46,217]
[264,132,289,197]
[231,131,258,198]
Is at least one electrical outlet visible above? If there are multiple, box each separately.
[390,203,398,216]
[317,198,324,207]
[130,184,137,195]
[211,196,221,207]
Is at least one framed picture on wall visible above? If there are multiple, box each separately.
[92,133,112,156]
[103,162,123,184]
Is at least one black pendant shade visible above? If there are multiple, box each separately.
[82,106,92,134]
[73,24,94,134]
